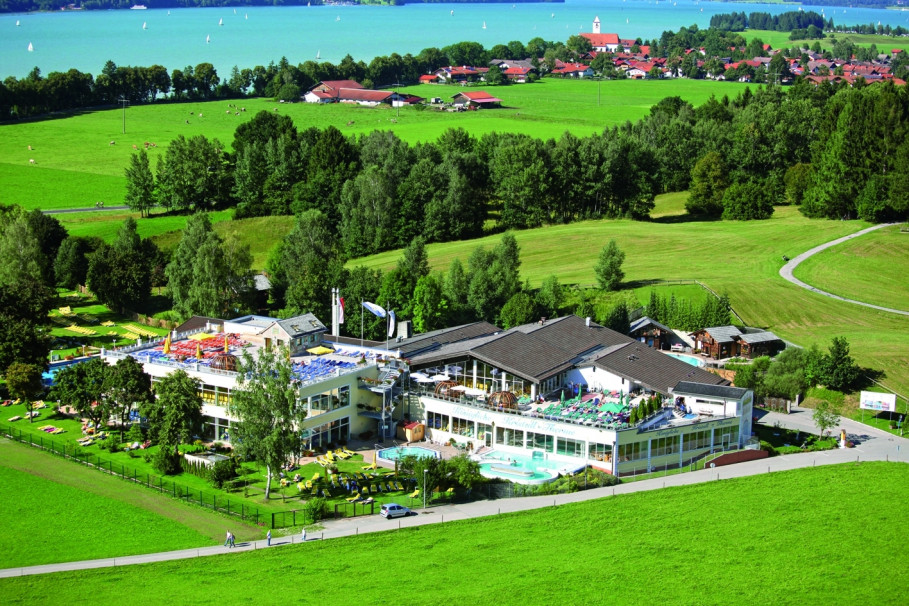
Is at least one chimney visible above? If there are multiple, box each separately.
[585,317,591,327]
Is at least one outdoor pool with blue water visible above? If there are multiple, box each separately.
[664,352,705,368]
[377,446,440,462]
[478,451,580,485]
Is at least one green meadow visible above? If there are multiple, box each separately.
[0,78,743,212]
[0,439,253,568]
[351,205,909,401]
[1,462,905,604]
[747,28,909,53]
[794,223,909,312]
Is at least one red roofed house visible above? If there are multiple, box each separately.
[419,74,440,84]
[581,16,620,52]
[338,88,393,107]
[452,90,502,109]
[551,62,594,78]
[503,66,535,83]
[304,80,364,103]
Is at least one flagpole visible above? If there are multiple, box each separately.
[360,299,364,347]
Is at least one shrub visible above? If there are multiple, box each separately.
[103,435,121,453]
[153,448,181,475]
[210,457,239,489]
[303,497,328,522]
[126,423,144,443]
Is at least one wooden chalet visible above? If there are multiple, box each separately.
[690,326,784,360]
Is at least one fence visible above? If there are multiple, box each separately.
[0,421,275,528]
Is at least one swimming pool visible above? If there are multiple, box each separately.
[477,451,581,485]
[377,446,440,462]
[663,352,705,368]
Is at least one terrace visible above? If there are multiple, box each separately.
[105,329,366,386]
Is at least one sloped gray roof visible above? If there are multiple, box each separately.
[699,326,742,343]
[277,313,326,338]
[593,345,727,396]
[397,321,500,357]
[629,316,673,335]
[673,381,749,400]
[738,331,782,344]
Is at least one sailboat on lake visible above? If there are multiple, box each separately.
[27,42,33,51]
[219,17,223,26]
[482,21,486,30]
[142,21,147,30]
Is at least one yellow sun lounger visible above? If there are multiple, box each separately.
[408,489,420,499]
[310,472,320,481]
[342,447,356,457]
[345,492,361,502]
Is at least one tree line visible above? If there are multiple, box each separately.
[710,10,827,34]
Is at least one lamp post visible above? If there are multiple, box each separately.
[423,468,428,511]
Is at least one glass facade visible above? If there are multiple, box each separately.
[496,427,524,447]
[556,437,584,457]
[588,442,613,462]
[307,417,350,449]
[650,436,680,458]
[683,429,713,451]
[427,411,449,431]
[306,385,350,418]
[452,416,474,437]
[526,431,554,452]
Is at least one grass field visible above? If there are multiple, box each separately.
[350,205,909,400]
[1,402,423,517]
[0,439,256,568]
[793,223,909,312]
[1,462,905,603]
[748,28,909,53]
[0,79,744,212]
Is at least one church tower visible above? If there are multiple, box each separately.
[593,15,601,34]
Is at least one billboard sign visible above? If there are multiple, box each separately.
[859,391,897,412]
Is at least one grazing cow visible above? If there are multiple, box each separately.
[347,120,355,126]
[133,144,138,149]
[186,120,190,124]
[198,113,203,117]
[29,159,35,164]
[109,140,115,146]
[27,145,32,150]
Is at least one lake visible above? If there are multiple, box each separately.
[3,0,908,79]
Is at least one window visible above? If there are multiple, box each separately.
[452,416,473,437]
[527,432,553,452]
[306,385,351,417]
[683,430,711,451]
[308,417,350,448]
[557,437,583,457]
[496,427,524,447]
[650,436,679,457]
[477,423,492,440]
[588,442,612,461]
[427,411,449,431]
[618,441,644,461]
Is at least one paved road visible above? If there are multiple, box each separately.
[42,206,129,215]
[779,222,909,316]
[2,410,907,579]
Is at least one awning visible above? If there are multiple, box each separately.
[430,374,451,382]
[602,403,625,414]
[410,372,434,383]
[188,332,213,341]
[307,346,335,355]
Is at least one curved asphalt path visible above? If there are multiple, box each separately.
[779,222,909,316]
[2,410,907,579]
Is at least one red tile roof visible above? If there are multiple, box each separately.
[456,90,501,102]
[315,80,364,93]
[582,32,620,46]
[339,88,392,102]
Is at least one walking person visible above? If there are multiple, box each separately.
[266,530,271,547]
[301,527,307,543]
[224,530,231,547]
[229,532,235,548]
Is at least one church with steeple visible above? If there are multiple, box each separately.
[582,16,620,52]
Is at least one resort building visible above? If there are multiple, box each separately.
[100,311,754,480]
[396,315,754,477]
[101,314,403,450]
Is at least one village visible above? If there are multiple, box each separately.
[297,16,905,109]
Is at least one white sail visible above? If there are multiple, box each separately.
[482,21,486,29]
[27,41,33,51]
[142,21,147,30]
[219,17,223,26]
[16,19,20,26]
[206,34,210,44]
[316,50,321,60]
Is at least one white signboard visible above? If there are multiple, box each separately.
[859,391,897,412]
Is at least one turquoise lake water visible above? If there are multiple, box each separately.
[3,1,908,79]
